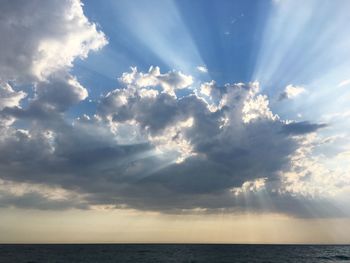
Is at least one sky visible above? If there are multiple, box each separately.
[0,0,350,244]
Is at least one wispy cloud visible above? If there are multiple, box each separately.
[196,66,208,73]
[338,79,350,88]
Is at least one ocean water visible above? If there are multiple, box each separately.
[0,244,349,263]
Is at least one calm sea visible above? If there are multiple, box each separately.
[0,244,349,262]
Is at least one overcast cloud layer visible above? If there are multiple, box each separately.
[0,0,349,217]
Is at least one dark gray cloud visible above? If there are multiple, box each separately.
[0,191,88,211]
[0,77,340,217]
[282,121,328,135]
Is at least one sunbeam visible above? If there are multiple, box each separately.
[253,0,350,95]
[106,0,207,76]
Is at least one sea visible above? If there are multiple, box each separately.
[0,244,349,263]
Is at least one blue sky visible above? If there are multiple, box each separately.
[73,0,350,121]
[74,0,268,87]
[1,0,350,243]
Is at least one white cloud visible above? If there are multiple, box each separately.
[0,82,26,110]
[196,66,208,73]
[231,177,267,196]
[0,0,108,125]
[338,79,350,88]
[199,81,215,97]
[149,117,195,163]
[0,0,107,82]
[279,134,350,198]
[242,86,278,123]
[279,84,306,100]
[119,66,193,96]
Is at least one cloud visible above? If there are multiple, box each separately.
[0,1,346,217]
[338,79,350,88]
[277,134,350,216]
[119,66,193,96]
[279,84,306,101]
[231,177,267,196]
[0,0,107,82]
[1,62,335,216]
[33,72,88,112]
[282,121,327,135]
[199,82,212,97]
[0,179,88,210]
[0,82,26,110]
[0,0,106,124]
[196,66,208,73]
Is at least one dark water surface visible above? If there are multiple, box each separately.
[0,244,349,263]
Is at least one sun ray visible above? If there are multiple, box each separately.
[107,0,208,77]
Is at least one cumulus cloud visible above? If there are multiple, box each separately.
[230,177,267,196]
[33,72,88,112]
[279,84,306,101]
[0,0,106,122]
[0,82,26,110]
[119,66,193,96]
[0,0,107,82]
[0,65,333,216]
